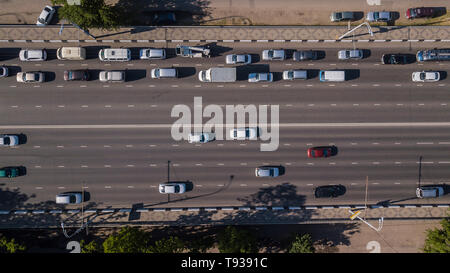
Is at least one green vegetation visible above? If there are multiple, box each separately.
[148,236,185,253]
[0,236,26,253]
[288,233,315,253]
[51,0,123,30]
[423,218,450,253]
[217,226,258,253]
[102,226,151,253]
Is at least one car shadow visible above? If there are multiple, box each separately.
[361,49,371,59]
[86,69,102,81]
[405,54,417,64]
[17,166,26,176]
[177,67,196,78]
[272,72,283,82]
[16,133,27,145]
[83,46,109,60]
[331,145,339,156]
[0,48,21,61]
[43,71,56,82]
[124,69,146,82]
[438,71,447,80]
[307,69,320,79]
[44,48,58,61]
[353,12,364,21]
[345,69,360,80]
[3,65,21,76]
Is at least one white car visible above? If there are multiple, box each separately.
[0,134,19,146]
[229,127,258,140]
[366,11,393,22]
[412,71,440,82]
[338,49,363,60]
[56,193,83,204]
[19,49,47,61]
[159,183,186,194]
[262,49,286,60]
[255,166,280,177]
[99,70,126,82]
[36,5,55,26]
[16,72,45,83]
[248,72,273,83]
[139,48,166,60]
[188,132,216,143]
[225,54,252,65]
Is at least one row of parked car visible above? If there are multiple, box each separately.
[330,7,444,22]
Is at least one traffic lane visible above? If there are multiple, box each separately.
[1,96,450,125]
[3,163,449,209]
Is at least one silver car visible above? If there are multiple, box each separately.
[262,49,286,61]
[56,193,83,204]
[139,48,166,60]
[248,72,273,83]
[229,127,258,140]
[188,132,216,143]
[16,72,45,83]
[36,5,55,26]
[19,49,47,61]
[99,70,126,82]
[225,54,252,65]
[159,183,186,194]
[293,50,318,61]
[0,134,19,146]
[338,49,363,60]
[412,71,440,82]
[366,11,393,22]
[282,70,308,80]
[255,166,280,177]
[330,11,355,22]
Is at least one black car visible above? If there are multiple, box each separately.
[314,185,346,198]
[381,54,408,64]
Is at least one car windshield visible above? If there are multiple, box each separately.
[336,13,342,19]
[155,69,160,77]
[3,137,10,145]
[68,71,73,78]
[288,71,293,78]
[420,73,426,80]
[268,51,273,58]
[200,135,205,142]
[232,55,237,62]
[373,12,379,20]
[346,51,350,58]
[174,185,180,192]
[34,74,39,81]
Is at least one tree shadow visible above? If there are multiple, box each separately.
[115,0,212,25]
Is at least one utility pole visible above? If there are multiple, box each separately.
[418,156,423,188]
[364,176,369,220]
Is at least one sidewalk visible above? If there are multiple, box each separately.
[0,204,448,229]
[1,25,450,43]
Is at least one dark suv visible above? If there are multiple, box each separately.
[406,7,436,19]
[64,70,90,81]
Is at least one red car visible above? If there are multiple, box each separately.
[406,7,436,19]
[307,146,335,158]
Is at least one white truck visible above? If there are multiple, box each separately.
[176,45,211,58]
[198,67,237,82]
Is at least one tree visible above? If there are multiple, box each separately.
[288,234,315,253]
[51,0,123,30]
[423,218,450,253]
[217,226,258,253]
[0,236,26,253]
[80,239,103,253]
[148,236,185,253]
[102,226,151,253]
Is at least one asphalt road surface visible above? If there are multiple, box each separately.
[0,43,449,209]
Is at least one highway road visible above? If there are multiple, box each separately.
[0,43,449,209]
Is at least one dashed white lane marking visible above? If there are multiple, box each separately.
[240,85,246,87]
[307,163,314,165]
[148,85,155,88]
[35,166,41,168]
[173,164,180,167]
[240,184,247,187]
[439,142,450,144]
[149,144,157,147]
[262,85,268,87]
[195,64,202,66]
[308,104,315,106]
[372,162,380,164]
[372,183,380,185]
[81,165,88,168]
[394,182,401,185]
[217,184,224,187]
[351,84,358,86]
[351,142,357,145]
[127,186,134,188]
[240,163,247,166]
[104,105,112,108]
[195,163,203,166]
[307,184,314,186]
[372,142,379,145]
[374,104,380,106]
[104,165,111,168]
[11,105,18,108]
[395,84,401,87]
[239,143,247,146]
[372,84,380,87]
[417,142,433,144]
[418,103,425,106]
[285,163,292,165]
[58,166,64,168]
[418,161,434,164]
[438,161,450,164]
[217,163,225,166]
[284,84,291,87]
[395,162,402,164]
[80,145,87,148]
[328,84,335,87]
[58,186,65,189]
[81,105,88,108]
[103,85,110,88]
[171,85,179,88]
[351,183,358,185]
[331,104,337,106]
[172,144,179,147]
[353,104,359,106]
[442,103,448,106]
[126,165,134,167]
[284,143,291,146]
[285,63,292,66]
[57,145,64,148]
[197,185,203,187]
[395,142,401,145]
[396,103,403,106]
[151,105,158,107]
[35,187,43,190]
[329,162,336,165]
[58,105,65,108]
[104,186,112,189]
[104,145,111,148]
[262,184,270,187]
[352,162,358,165]
[127,105,135,108]
[438,84,446,87]
[285,104,293,107]
[307,84,313,87]
[80,85,87,88]
[149,164,157,167]
[125,145,133,147]
[217,144,224,146]
[195,85,201,87]
[33,146,40,148]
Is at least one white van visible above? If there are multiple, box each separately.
[99,70,126,82]
[56,47,86,60]
[98,48,131,61]
[151,68,178,79]
[319,70,346,82]
[416,186,444,198]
